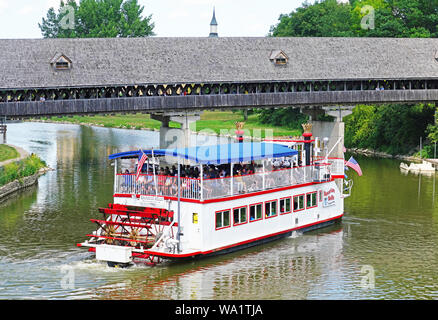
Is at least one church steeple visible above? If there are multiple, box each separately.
[209,7,218,37]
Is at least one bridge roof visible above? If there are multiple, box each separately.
[1,37,438,90]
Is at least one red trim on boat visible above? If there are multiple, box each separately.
[113,179,334,204]
[143,213,343,259]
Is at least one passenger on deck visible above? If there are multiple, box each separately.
[235,170,246,194]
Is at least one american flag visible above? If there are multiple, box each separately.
[345,156,362,176]
[136,151,148,181]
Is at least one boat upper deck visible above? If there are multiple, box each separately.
[110,142,345,202]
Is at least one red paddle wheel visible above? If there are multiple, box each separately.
[79,203,176,266]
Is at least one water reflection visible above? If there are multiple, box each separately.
[0,123,438,299]
[82,226,347,300]
[345,155,438,299]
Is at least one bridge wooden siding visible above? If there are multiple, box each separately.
[2,89,438,119]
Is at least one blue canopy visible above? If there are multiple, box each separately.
[108,142,298,164]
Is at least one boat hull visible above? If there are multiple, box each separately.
[80,177,345,266]
[145,214,343,262]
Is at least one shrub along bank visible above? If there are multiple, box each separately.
[344,104,436,157]
[0,154,47,187]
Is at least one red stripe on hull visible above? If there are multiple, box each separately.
[143,213,343,259]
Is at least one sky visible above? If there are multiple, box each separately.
[0,0,307,38]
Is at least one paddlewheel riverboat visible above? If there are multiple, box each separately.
[77,128,351,267]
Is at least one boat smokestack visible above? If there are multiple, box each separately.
[302,123,313,166]
[235,122,245,143]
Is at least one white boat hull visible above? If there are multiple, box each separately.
[109,179,343,260]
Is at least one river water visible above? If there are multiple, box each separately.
[0,122,437,300]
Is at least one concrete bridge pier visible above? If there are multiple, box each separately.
[303,106,352,160]
[0,124,6,144]
[312,121,344,159]
[151,112,202,149]
[303,106,353,193]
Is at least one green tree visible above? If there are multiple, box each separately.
[350,0,437,37]
[39,0,155,38]
[39,1,78,38]
[269,0,355,37]
[257,108,308,131]
[345,104,435,155]
[270,0,438,38]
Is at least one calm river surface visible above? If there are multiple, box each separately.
[1,122,437,300]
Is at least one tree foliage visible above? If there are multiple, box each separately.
[39,0,155,38]
[257,108,308,131]
[269,0,438,38]
[269,0,355,37]
[345,104,435,155]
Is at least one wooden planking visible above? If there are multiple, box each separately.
[2,90,438,118]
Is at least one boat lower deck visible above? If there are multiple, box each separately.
[144,213,343,261]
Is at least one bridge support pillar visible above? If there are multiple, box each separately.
[306,106,353,193]
[312,121,345,159]
[151,112,202,149]
[0,124,6,144]
[305,106,352,159]
[325,107,353,122]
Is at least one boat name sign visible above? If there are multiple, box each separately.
[323,188,336,207]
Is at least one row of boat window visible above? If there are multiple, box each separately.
[215,191,320,230]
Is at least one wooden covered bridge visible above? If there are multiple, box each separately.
[1,36,438,150]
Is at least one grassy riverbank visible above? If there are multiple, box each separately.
[43,111,302,138]
[0,153,47,187]
[0,145,20,162]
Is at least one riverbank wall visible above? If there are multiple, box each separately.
[0,168,50,200]
[0,144,50,200]
[348,147,422,162]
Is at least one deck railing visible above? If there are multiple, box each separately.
[115,174,201,199]
[326,158,345,176]
[115,161,335,201]
[202,165,319,199]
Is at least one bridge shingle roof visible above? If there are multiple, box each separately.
[1,37,438,89]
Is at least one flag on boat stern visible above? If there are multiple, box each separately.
[136,151,148,181]
[345,156,362,176]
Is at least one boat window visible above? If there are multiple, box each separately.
[249,203,263,222]
[280,197,291,214]
[293,194,305,212]
[233,206,247,225]
[265,200,277,218]
[215,210,230,230]
[306,192,317,209]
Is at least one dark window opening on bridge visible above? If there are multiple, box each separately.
[270,50,288,66]
[50,53,72,71]
[55,62,69,70]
